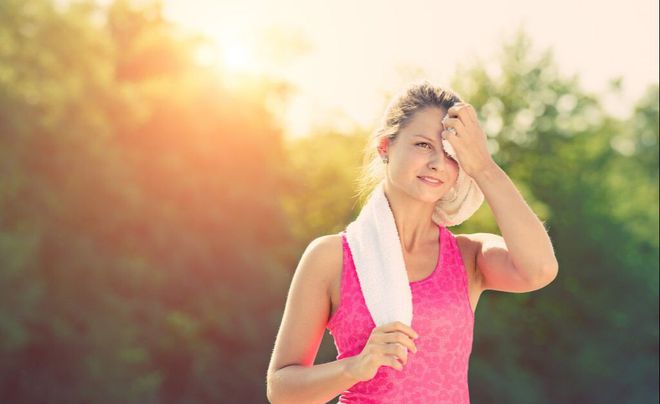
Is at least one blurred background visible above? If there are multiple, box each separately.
[0,0,657,402]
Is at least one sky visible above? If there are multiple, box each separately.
[162,0,659,139]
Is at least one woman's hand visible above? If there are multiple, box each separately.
[344,321,419,382]
[442,102,497,178]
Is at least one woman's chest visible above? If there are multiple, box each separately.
[327,235,482,321]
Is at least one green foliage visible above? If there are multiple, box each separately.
[1,0,293,402]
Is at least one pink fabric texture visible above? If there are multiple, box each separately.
[327,224,475,403]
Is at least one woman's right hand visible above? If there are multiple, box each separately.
[344,321,420,382]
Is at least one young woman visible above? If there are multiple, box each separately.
[267,81,559,403]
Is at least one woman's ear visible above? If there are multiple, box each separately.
[378,137,390,158]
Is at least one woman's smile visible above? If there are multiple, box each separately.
[418,176,443,187]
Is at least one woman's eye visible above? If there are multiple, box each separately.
[415,142,451,157]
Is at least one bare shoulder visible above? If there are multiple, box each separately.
[454,232,515,293]
[301,233,344,303]
[311,232,344,251]
[453,233,484,294]
[453,233,480,267]
[306,233,343,281]
[266,233,344,379]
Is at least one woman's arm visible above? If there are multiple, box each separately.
[268,357,359,403]
[267,235,358,403]
[441,102,558,291]
[472,162,559,289]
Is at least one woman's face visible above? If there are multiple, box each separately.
[381,107,460,203]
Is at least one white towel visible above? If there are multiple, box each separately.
[345,139,484,328]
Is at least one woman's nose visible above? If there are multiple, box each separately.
[429,148,447,170]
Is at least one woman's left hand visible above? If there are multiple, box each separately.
[442,102,497,178]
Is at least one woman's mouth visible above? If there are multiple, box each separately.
[418,176,443,187]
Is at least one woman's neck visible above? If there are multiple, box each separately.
[382,182,438,253]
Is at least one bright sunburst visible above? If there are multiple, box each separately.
[223,41,254,72]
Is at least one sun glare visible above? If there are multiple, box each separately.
[224,41,254,72]
[194,32,264,78]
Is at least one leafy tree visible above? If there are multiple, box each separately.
[1,0,293,402]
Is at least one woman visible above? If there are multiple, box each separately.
[266,81,559,403]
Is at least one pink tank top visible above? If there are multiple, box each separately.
[327,224,475,403]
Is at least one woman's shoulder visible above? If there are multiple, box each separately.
[453,232,480,252]
[451,232,481,277]
[303,232,344,285]
[308,232,344,252]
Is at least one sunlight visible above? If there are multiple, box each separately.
[193,26,266,80]
[191,29,268,94]
[193,35,258,74]
[224,41,255,72]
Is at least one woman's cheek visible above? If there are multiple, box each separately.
[449,159,460,178]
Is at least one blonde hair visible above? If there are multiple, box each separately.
[353,80,463,207]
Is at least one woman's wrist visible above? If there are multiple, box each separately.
[341,356,359,382]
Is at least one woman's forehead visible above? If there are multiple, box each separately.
[404,119,445,139]
[407,108,446,130]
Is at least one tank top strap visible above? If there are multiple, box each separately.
[442,226,461,264]
[441,226,475,319]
